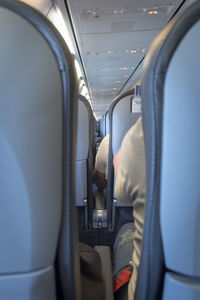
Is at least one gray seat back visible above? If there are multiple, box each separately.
[135,2,200,299]
[0,1,80,299]
[76,95,94,228]
[105,111,110,135]
[111,91,140,157]
[107,89,140,229]
[100,113,106,137]
[76,99,89,207]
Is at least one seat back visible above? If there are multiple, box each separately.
[76,95,94,228]
[100,113,106,137]
[135,2,200,299]
[105,111,110,135]
[0,1,80,299]
[107,89,141,229]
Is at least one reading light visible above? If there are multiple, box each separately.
[83,5,172,20]
[148,10,158,15]
[130,49,137,53]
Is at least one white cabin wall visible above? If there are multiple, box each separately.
[20,0,53,16]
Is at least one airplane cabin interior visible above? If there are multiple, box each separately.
[0,0,200,299]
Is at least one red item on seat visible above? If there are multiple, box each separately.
[113,269,132,293]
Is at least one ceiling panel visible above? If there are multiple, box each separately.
[67,0,185,116]
[81,29,159,50]
[69,0,182,34]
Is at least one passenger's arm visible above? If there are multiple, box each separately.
[93,168,107,189]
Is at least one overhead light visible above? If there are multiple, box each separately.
[83,7,132,19]
[126,48,146,54]
[113,88,118,90]
[148,10,158,15]
[82,5,172,21]
[86,50,112,56]
[116,80,121,83]
[124,74,129,78]
[120,67,128,70]
[86,48,146,57]
[130,49,137,53]
[141,5,173,14]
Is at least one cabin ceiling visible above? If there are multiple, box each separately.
[66,0,185,118]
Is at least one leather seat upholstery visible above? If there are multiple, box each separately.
[0,1,80,299]
[76,95,94,228]
[107,89,140,229]
[135,2,200,299]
